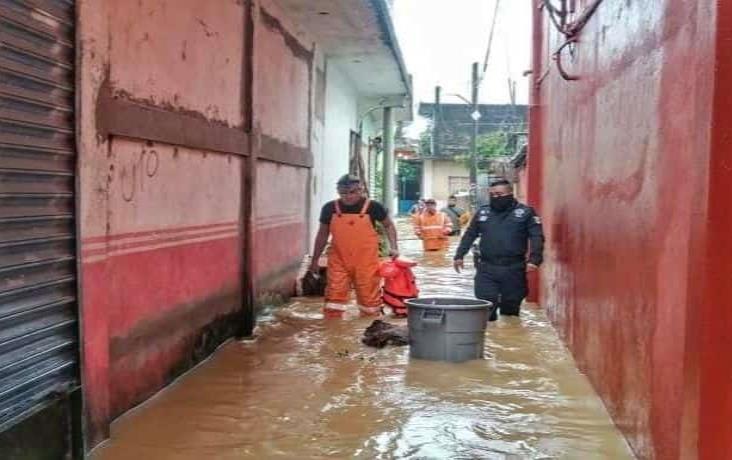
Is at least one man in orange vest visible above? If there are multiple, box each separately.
[309,174,399,317]
[414,198,452,251]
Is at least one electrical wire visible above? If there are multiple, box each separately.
[503,19,517,105]
[541,0,606,81]
[566,0,605,36]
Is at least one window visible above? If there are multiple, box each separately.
[448,176,470,195]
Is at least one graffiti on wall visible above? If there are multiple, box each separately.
[119,147,160,202]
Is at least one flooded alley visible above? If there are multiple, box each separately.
[92,225,633,460]
[5,1,732,458]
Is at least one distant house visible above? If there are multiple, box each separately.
[419,103,527,157]
[415,103,527,205]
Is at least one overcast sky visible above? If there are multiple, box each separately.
[393,0,532,108]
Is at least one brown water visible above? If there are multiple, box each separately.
[93,224,634,460]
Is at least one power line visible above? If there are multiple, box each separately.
[479,0,501,87]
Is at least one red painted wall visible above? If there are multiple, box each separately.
[697,2,732,458]
[531,0,727,458]
[254,162,308,299]
[253,0,312,148]
[78,0,313,447]
[251,1,313,301]
[515,166,528,203]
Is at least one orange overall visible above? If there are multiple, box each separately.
[415,211,452,251]
[324,199,382,316]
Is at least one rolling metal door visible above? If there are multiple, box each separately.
[0,0,79,431]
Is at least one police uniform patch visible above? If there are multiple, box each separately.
[514,208,526,218]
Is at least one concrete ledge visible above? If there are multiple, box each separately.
[97,84,250,156]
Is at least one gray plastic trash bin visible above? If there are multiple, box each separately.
[406,297,493,362]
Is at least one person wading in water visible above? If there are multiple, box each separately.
[441,195,470,236]
[414,198,452,252]
[309,174,399,318]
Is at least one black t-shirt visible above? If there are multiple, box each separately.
[319,199,388,226]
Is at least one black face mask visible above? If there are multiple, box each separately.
[490,195,515,212]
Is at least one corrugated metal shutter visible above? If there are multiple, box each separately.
[0,0,79,431]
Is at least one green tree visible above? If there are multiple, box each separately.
[477,131,508,158]
[454,131,510,171]
[419,130,432,156]
[398,160,420,182]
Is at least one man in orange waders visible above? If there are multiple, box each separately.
[309,175,399,318]
[414,198,452,251]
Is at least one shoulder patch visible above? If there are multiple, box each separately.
[514,208,527,218]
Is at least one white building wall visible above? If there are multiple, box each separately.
[309,54,326,246]
[431,159,470,201]
[421,158,434,202]
[359,113,378,196]
[309,61,359,244]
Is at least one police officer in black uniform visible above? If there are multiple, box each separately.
[453,179,544,321]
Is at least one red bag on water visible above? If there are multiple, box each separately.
[379,258,419,317]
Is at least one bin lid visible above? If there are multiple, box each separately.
[405,297,492,310]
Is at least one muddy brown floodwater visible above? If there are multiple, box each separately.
[93,221,634,460]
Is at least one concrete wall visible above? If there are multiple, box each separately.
[695,2,732,458]
[75,0,403,449]
[78,0,247,445]
[310,62,359,239]
[309,55,327,244]
[429,159,469,201]
[252,1,312,300]
[254,161,308,299]
[359,112,378,198]
[530,0,724,458]
[421,159,434,201]
[78,0,313,446]
[515,166,528,203]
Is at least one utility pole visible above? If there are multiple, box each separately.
[432,86,441,157]
[382,106,395,215]
[508,78,517,105]
[470,62,480,193]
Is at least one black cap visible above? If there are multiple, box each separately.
[424,198,436,204]
[337,174,361,187]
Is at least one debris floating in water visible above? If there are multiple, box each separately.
[361,320,409,348]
